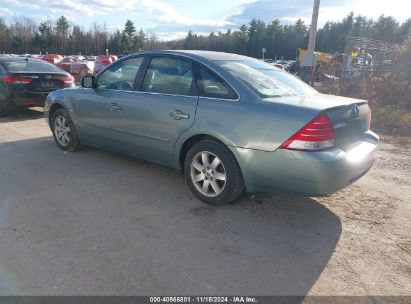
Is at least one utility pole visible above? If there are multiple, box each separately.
[307,0,320,55]
[300,0,320,83]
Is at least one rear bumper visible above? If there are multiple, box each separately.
[230,130,379,196]
[11,91,49,107]
[9,84,73,108]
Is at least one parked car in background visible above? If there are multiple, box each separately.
[272,63,286,70]
[44,50,378,205]
[93,55,118,75]
[0,57,74,116]
[56,56,76,73]
[70,60,94,79]
[55,56,95,82]
[40,54,63,64]
[85,56,96,61]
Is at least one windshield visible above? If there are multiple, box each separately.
[2,60,63,73]
[217,60,317,98]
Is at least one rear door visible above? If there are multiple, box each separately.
[115,55,198,165]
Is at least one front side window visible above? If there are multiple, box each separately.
[141,57,194,96]
[196,66,238,100]
[218,60,317,98]
[0,64,6,75]
[97,57,143,90]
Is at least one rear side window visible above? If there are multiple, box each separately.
[218,60,317,98]
[195,65,238,100]
[2,60,63,73]
[141,57,195,96]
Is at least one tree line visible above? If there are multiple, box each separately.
[0,13,410,59]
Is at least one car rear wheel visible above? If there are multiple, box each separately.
[184,139,244,205]
[51,108,81,151]
[0,100,11,117]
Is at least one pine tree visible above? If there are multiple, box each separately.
[124,20,136,37]
[55,16,70,53]
[55,16,69,38]
[185,30,194,49]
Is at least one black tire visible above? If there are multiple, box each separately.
[184,139,244,205]
[0,100,11,117]
[51,108,82,151]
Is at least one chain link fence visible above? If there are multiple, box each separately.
[342,36,404,77]
[317,35,411,135]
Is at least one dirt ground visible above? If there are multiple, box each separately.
[0,108,410,296]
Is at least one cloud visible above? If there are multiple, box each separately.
[226,0,410,27]
[154,31,212,41]
[223,0,258,22]
[155,31,188,41]
[106,25,124,33]
[1,0,409,40]
[281,16,311,24]
[45,0,109,17]
[30,14,56,21]
[0,7,15,16]
[7,0,40,10]
[2,0,139,19]
[226,0,312,25]
[143,0,234,27]
[81,0,138,12]
[319,0,411,24]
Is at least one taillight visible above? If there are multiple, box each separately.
[281,114,336,151]
[62,75,74,84]
[0,75,33,84]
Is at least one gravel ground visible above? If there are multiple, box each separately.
[0,108,410,296]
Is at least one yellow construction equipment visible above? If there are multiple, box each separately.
[298,48,333,65]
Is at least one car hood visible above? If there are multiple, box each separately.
[263,93,367,110]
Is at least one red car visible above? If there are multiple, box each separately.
[56,57,75,73]
[40,54,63,65]
[93,55,118,75]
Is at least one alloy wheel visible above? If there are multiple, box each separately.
[190,151,227,197]
[54,115,71,147]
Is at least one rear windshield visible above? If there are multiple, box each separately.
[2,60,63,73]
[217,60,317,98]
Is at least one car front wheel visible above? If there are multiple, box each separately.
[51,108,81,151]
[184,139,244,205]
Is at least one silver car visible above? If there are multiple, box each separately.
[44,51,379,205]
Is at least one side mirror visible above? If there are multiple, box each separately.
[81,76,95,88]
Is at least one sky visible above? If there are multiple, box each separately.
[0,0,410,40]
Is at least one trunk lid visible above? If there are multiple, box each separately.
[264,93,370,151]
[10,72,67,92]
[263,93,367,110]
[326,102,370,150]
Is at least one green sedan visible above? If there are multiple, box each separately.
[44,50,378,205]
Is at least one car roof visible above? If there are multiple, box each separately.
[0,56,45,62]
[129,50,252,61]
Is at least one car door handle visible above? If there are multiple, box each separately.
[108,103,122,111]
[169,110,190,120]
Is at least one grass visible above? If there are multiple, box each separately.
[379,134,411,146]
[371,105,411,137]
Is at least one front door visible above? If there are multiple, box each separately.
[73,56,145,149]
